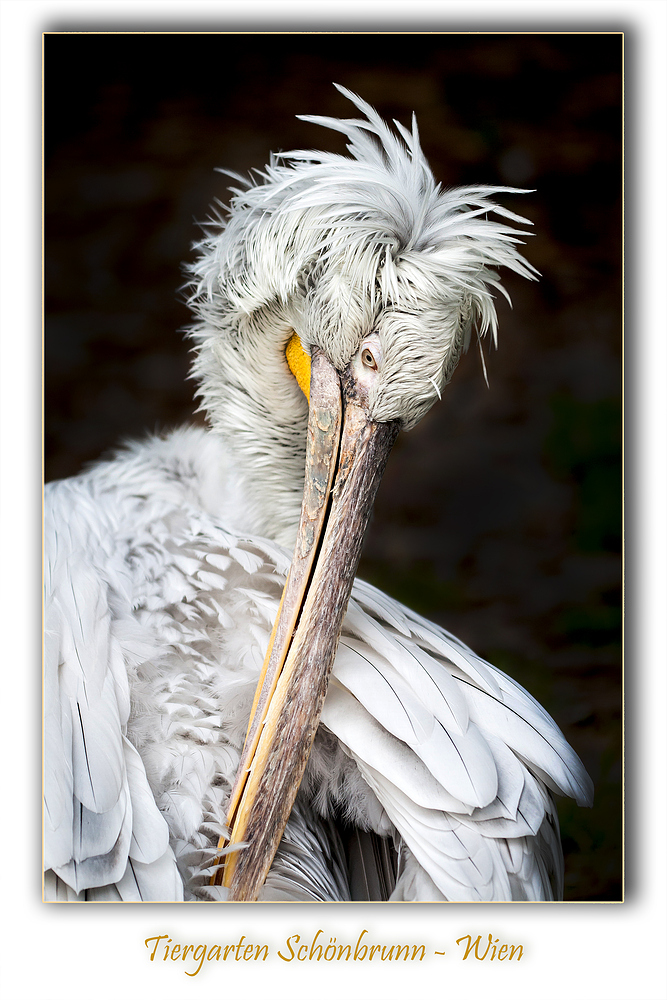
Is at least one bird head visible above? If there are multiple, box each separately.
[188,86,537,900]
[190,85,536,439]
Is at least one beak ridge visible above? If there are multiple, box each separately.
[215,349,398,900]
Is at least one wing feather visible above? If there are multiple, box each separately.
[335,638,435,744]
[322,683,480,813]
[44,478,180,898]
[460,678,593,804]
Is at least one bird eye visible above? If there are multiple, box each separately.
[361,347,377,370]
[357,336,383,377]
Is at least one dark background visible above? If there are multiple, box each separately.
[44,31,622,901]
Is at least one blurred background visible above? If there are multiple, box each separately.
[44,31,622,901]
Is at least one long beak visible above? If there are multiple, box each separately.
[212,348,399,901]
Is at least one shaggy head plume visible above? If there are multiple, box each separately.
[186,86,538,541]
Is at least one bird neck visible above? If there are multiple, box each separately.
[191,305,310,548]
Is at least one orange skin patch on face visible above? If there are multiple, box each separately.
[286,333,311,401]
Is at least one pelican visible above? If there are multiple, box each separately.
[44,86,592,903]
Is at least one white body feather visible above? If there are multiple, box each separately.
[44,89,592,902]
[44,427,591,902]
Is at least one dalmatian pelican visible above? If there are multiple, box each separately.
[44,86,593,903]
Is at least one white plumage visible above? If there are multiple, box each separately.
[44,87,592,903]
